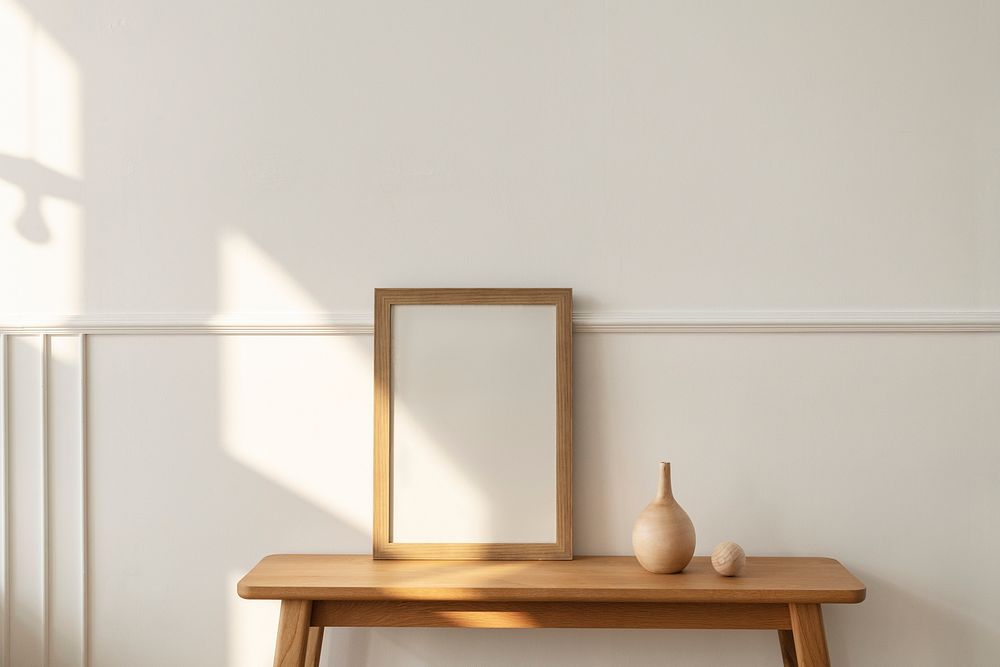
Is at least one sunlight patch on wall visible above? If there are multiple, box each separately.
[219,229,326,318]
[0,0,83,315]
[29,27,81,179]
[219,335,374,537]
[0,0,33,158]
[0,189,82,313]
[219,230,372,535]
[0,0,81,176]
[227,571,279,667]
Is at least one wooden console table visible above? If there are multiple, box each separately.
[237,555,865,667]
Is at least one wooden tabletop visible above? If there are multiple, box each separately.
[238,555,865,604]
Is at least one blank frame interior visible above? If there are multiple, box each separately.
[373,288,573,560]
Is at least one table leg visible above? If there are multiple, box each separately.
[273,600,313,667]
[788,604,830,667]
[304,627,324,667]
[778,629,798,666]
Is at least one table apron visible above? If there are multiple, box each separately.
[310,600,793,630]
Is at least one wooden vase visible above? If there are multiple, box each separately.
[632,462,696,574]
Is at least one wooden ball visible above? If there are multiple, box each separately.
[711,541,746,577]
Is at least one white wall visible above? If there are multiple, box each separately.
[2,1,999,666]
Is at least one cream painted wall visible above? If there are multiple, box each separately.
[2,1,1000,666]
[1,0,999,318]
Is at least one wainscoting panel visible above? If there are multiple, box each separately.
[48,335,86,667]
[0,336,7,667]
[87,335,373,667]
[0,335,86,667]
[3,322,1000,666]
[6,335,46,667]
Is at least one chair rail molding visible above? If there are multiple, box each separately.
[2,310,1000,335]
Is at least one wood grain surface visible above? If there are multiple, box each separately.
[303,628,322,667]
[239,555,865,604]
[309,600,792,629]
[779,628,799,666]
[272,600,312,667]
[790,603,831,666]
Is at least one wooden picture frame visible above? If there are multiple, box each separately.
[373,288,573,560]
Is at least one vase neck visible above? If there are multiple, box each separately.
[656,461,673,501]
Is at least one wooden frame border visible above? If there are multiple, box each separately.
[373,288,573,560]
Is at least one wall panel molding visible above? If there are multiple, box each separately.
[2,310,1000,335]
[0,335,87,667]
[0,311,998,667]
[1,334,9,667]
[573,311,1000,333]
[0,315,996,667]
[80,335,89,667]
[41,334,50,667]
